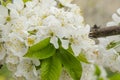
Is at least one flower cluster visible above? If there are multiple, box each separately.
[96,8,120,72]
[0,0,120,80]
[0,0,98,80]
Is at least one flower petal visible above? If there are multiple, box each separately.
[50,36,59,49]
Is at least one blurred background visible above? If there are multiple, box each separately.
[73,0,120,27]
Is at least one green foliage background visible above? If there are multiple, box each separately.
[0,65,13,80]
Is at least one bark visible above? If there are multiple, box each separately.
[89,25,120,38]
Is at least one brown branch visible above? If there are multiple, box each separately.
[89,25,120,38]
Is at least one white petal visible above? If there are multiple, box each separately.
[6,54,19,64]
[26,0,38,8]
[112,13,120,23]
[106,21,117,26]
[117,8,120,15]
[71,44,81,56]
[61,39,69,49]
[50,37,59,49]
[0,5,8,16]
[33,66,38,76]
[10,9,19,18]
[59,0,73,6]
[13,0,24,11]
[32,59,40,66]
[84,24,90,34]
[7,3,16,10]
[0,17,6,24]
[7,0,24,11]
[0,6,8,24]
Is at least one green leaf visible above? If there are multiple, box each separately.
[57,3,64,8]
[23,0,32,3]
[77,51,90,64]
[0,64,13,79]
[98,77,104,80]
[0,0,12,6]
[28,29,38,35]
[28,37,50,52]
[24,44,56,59]
[67,44,74,55]
[106,41,120,50]
[94,65,101,77]
[109,73,120,80]
[106,68,120,80]
[6,16,11,22]
[58,47,82,80]
[105,68,115,78]
[41,54,62,80]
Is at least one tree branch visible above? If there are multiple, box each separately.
[89,25,120,38]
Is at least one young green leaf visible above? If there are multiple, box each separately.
[67,44,74,55]
[24,44,56,59]
[77,51,90,64]
[109,73,120,80]
[28,29,38,35]
[94,65,101,77]
[0,0,12,6]
[23,0,32,3]
[40,54,62,80]
[58,47,82,80]
[106,68,120,80]
[28,37,50,52]
[106,41,120,50]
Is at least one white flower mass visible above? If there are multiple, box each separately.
[0,0,120,80]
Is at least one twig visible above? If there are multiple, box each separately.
[89,25,120,38]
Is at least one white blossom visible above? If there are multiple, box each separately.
[0,0,97,79]
[1,0,118,80]
[107,8,120,26]
[96,8,120,72]
[0,5,8,24]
